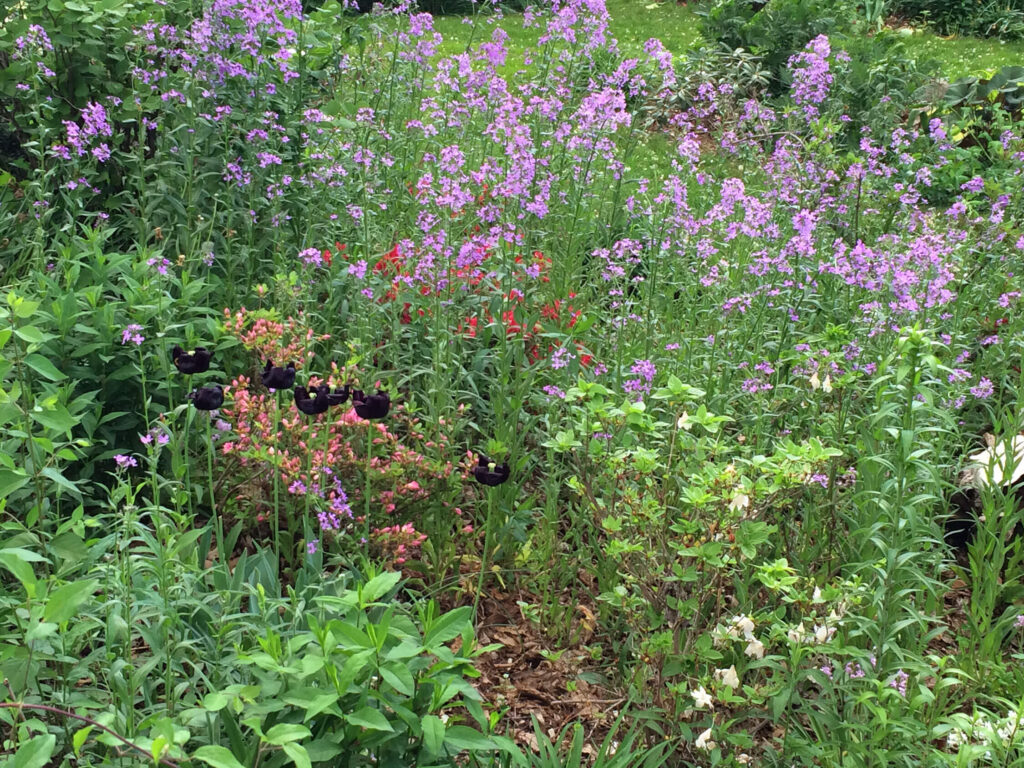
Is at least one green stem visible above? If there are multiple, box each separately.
[473,489,496,620]
[364,421,373,546]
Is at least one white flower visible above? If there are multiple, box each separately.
[813,624,835,644]
[691,685,714,710]
[812,586,822,602]
[809,372,821,390]
[695,727,716,751]
[730,614,755,640]
[729,491,750,511]
[715,665,740,689]
[677,411,692,430]
[737,754,752,765]
[745,637,765,659]
[822,375,833,393]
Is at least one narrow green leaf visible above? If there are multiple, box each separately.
[421,715,444,757]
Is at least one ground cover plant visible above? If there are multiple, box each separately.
[1,0,1024,765]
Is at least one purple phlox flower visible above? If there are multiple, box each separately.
[970,378,994,399]
[307,539,319,555]
[121,324,145,346]
[889,669,909,696]
[114,454,138,469]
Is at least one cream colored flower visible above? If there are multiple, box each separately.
[695,727,716,751]
[737,754,753,765]
[691,685,714,710]
[677,411,692,430]
[715,665,740,689]
[809,372,821,390]
[745,637,765,659]
[729,491,750,511]
[822,374,833,393]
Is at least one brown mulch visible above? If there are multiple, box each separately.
[470,589,625,754]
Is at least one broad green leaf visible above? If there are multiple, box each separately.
[380,663,415,696]
[0,469,31,498]
[14,326,49,343]
[424,606,472,648]
[0,548,42,596]
[31,405,78,433]
[72,726,94,755]
[443,726,495,752]
[10,733,55,768]
[421,715,444,756]
[360,571,401,604]
[23,354,67,381]
[346,707,395,732]
[282,742,312,768]
[44,579,98,623]
[263,723,311,746]
[193,745,246,768]
[203,692,229,711]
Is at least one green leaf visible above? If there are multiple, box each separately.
[193,745,246,768]
[41,467,83,498]
[424,606,472,648]
[72,726,94,755]
[10,733,55,768]
[23,354,67,381]
[203,692,229,711]
[44,579,98,623]
[0,469,31,498]
[380,663,415,695]
[14,326,48,344]
[31,405,78,434]
[263,723,311,746]
[443,725,494,752]
[421,715,444,756]
[0,548,42,596]
[282,742,312,768]
[360,571,401,604]
[347,707,395,732]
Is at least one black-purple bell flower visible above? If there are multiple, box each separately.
[262,360,297,390]
[294,384,330,416]
[352,389,390,420]
[189,385,224,411]
[172,345,213,374]
[473,454,510,487]
[326,385,350,408]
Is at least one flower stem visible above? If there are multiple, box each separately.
[364,421,373,546]
[473,489,496,620]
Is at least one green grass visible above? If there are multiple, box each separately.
[897,27,1024,80]
[426,2,1022,83]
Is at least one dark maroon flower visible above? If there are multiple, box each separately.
[262,360,296,390]
[172,345,212,374]
[352,389,390,420]
[294,384,329,415]
[189,385,224,411]
[472,454,510,486]
[326,385,350,407]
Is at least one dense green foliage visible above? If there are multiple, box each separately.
[1,0,1024,765]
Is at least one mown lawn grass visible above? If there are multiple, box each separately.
[428,1,1023,82]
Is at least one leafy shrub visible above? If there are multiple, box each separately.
[696,0,859,91]
[890,0,1024,39]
